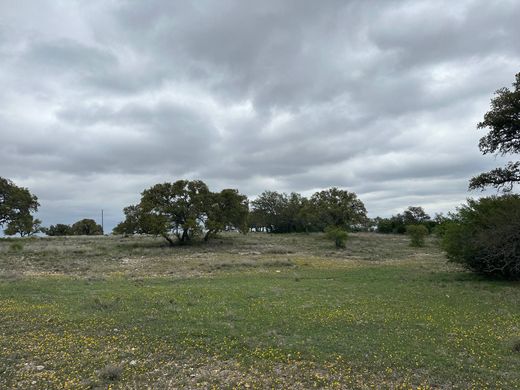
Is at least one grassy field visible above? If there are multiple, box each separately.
[0,233,519,389]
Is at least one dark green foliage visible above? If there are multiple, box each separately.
[0,177,40,236]
[4,215,41,237]
[406,224,429,247]
[470,72,520,191]
[403,206,431,225]
[250,191,312,233]
[442,195,520,279]
[116,180,249,245]
[71,219,103,236]
[431,213,455,238]
[376,206,433,234]
[309,188,367,231]
[112,205,146,235]
[376,216,406,234]
[43,223,73,236]
[250,188,366,233]
[140,180,210,244]
[324,226,348,248]
[204,189,249,241]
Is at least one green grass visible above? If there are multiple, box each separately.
[0,233,519,388]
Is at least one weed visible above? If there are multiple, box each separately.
[9,242,24,252]
[92,296,122,311]
[98,364,123,382]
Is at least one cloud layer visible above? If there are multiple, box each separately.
[1,0,519,230]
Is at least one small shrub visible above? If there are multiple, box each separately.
[406,224,428,247]
[442,195,520,279]
[98,364,123,382]
[513,340,520,353]
[92,296,121,311]
[324,226,348,248]
[9,242,24,252]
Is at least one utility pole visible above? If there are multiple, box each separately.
[101,209,104,235]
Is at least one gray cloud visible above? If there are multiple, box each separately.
[0,0,519,231]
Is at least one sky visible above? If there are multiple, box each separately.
[1,0,519,232]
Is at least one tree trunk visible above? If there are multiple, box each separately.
[161,233,175,246]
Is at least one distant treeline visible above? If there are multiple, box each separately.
[112,180,369,245]
[43,219,103,236]
[1,176,443,240]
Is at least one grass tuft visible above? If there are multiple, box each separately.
[98,364,123,382]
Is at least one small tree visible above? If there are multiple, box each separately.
[406,224,428,247]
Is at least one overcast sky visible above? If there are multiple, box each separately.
[1,0,519,231]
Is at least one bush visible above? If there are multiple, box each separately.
[325,226,348,248]
[9,241,24,252]
[406,224,428,247]
[442,195,520,279]
[98,364,123,382]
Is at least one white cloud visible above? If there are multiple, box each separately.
[0,0,519,230]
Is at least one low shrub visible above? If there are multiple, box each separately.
[98,364,123,382]
[9,242,24,252]
[442,195,520,279]
[406,224,428,247]
[324,226,348,248]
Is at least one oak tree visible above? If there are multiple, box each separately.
[470,72,520,191]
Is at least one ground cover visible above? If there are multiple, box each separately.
[0,233,519,388]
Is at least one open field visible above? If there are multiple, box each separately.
[0,233,519,389]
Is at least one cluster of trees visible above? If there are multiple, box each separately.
[1,177,104,237]
[0,177,41,237]
[112,183,367,247]
[42,219,103,236]
[113,183,367,246]
[374,206,440,234]
[249,188,367,233]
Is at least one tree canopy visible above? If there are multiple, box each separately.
[470,72,520,191]
[0,177,40,236]
[115,180,249,245]
[376,206,435,234]
[71,219,103,236]
[43,223,74,236]
[250,191,311,233]
[309,187,367,230]
[250,188,367,233]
